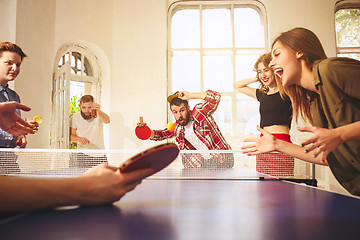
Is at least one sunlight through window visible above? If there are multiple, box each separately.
[335,6,360,60]
[168,2,266,148]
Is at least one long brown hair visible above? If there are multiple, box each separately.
[254,53,286,98]
[272,27,327,124]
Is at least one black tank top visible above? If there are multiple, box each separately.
[256,89,293,128]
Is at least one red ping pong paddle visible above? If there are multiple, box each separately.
[135,117,151,140]
[119,143,179,176]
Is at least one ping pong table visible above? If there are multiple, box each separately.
[0,168,359,240]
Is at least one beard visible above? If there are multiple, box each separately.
[81,111,92,120]
[177,111,191,126]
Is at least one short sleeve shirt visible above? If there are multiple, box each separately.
[70,112,105,149]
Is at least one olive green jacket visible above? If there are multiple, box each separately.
[310,57,360,196]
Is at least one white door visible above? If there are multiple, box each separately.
[51,62,71,149]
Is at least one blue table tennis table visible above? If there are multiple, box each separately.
[0,168,359,240]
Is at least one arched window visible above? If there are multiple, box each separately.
[51,44,101,149]
[168,1,267,148]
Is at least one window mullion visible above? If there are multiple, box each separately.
[231,3,237,136]
[337,46,360,54]
[81,54,85,76]
[168,1,267,148]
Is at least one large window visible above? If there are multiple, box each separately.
[168,1,267,148]
[335,1,360,60]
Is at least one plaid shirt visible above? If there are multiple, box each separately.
[152,90,233,168]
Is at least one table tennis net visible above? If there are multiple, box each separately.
[0,148,315,181]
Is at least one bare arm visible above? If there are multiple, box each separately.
[274,137,328,165]
[233,78,258,99]
[69,127,79,142]
[336,121,360,142]
[299,121,360,161]
[92,103,110,124]
[0,164,153,214]
[98,110,110,124]
[178,91,207,100]
[242,126,328,165]
[70,127,90,144]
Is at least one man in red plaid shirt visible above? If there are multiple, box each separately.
[141,90,233,168]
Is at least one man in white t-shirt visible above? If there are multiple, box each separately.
[70,95,110,167]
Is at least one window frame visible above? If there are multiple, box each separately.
[51,44,101,149]
[167,1,268,147]
[334,0,360,58]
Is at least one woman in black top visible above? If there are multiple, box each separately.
[242,28,360,196]
[234,53,294,177]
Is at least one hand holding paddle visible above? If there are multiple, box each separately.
[135,117,152,140]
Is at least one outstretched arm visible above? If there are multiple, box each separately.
[299,121,360,162]
[0,102,35,136]
[233,78,258,99]
[136,121,173,141]
[241,125,328,165]
[177,91,207,100]
[0,164,153,214]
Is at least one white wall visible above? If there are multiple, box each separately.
[0,0,17,43]
[53,0,115,149]
[0,0,17,89]
[265,0,337,56]
[10,0,56,149]
[110,0,167,149]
